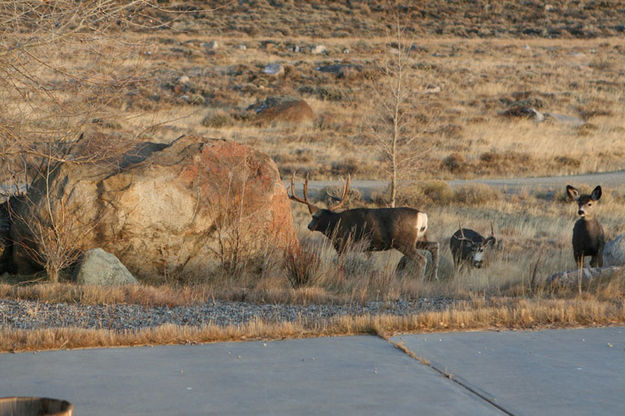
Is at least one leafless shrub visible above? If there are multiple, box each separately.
[366,6,434,207]
[0,1,172,281]
[284,244,322,288]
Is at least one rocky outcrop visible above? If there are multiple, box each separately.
[7,136,298,280]
[74,248,138,285]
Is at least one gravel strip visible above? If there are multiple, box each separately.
[0,298,455,331]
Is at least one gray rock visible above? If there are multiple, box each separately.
[604,233,625,266]
[75,248,138,286]
[203,40,218,51]
[546,266,621,287]
[264,63,284,76]
[311,45,326,54]
[500,106,544,121]
[544,112,585,126]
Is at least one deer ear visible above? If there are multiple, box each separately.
[566,185,579,200]
[591,186,602,201]
[484,236,496,247]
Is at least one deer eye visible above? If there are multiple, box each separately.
[587,203,592,206]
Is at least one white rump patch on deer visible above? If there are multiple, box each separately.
[416,212,428,239]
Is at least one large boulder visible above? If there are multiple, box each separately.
[251,97,314,126]
[74,248,138,286]
[7,136,298,280]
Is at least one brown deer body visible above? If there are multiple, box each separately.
[566,185,605,268]
[289,175,439,280]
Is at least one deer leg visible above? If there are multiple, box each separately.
[574,252,584,269]
[397,245,428,280]
[596,243,605,267]
[416,240,439,281]
[590,250,604,268]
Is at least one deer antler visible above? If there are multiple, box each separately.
[288,173,318,213]
[490,221,495,237]
[328,175,351,211]
[456,222,472,242]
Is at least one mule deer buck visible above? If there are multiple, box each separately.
[566,185,605,268]
[450,224,496,270]
[288,174,439,280]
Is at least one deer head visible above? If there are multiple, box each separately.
[566,185,601,218]
[453,223,496,268]
[288,173,350,232]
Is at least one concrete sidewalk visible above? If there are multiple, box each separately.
[0,327,623,415]
[392,326,625,416]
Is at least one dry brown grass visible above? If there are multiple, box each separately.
[3,2,625,352]
[2,297,624,353]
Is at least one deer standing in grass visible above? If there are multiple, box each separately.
[288,174,439,280]
[450,224,497,270]
[566,185,605,268]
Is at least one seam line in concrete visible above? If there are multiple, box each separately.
[388,339,515,416]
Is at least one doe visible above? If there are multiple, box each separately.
[566,185,604,268]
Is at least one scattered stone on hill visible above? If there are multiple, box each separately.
[177,75,190,85]
[603,234,625,267]
[250,96,314,126]
[547,266,622,287]
[6,136,298,281]
[500,106,545,121]
[311,45,327,54]
[316,64,362,78]
[237,44,247,50]
[544,112,585,126]
[289,45,301,53]
[264,63,284,76]
[342,48,350,54]
[203,40,218,52]
[74,248,138,286]
[424,84,442,94]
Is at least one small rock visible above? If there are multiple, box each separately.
[177,75,190,84]
[74,248,138,286]
[237,44,247,51]
[311,45,327,54]
[264,63,284,76]
[290,45,300,53]
[424,85,442,94]
[500,106,544,121]
[203,40,218,52]
[544,112,585,126]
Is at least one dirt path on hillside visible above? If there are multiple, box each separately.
[293,170,625,201]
